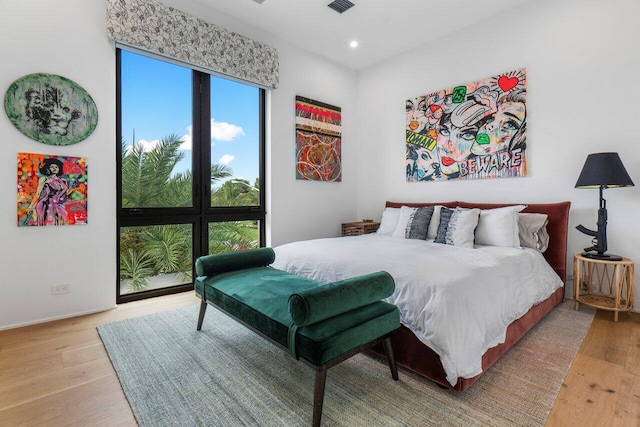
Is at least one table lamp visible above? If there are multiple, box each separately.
[575,152,634,261]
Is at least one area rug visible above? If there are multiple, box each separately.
[97,300,595,427]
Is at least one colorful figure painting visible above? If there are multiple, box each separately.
[406,68,527,181]
[295,96,342,182]
[17,153,88,226]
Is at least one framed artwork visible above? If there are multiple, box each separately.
[406,68,527,181]
[17,153,88,226]
[4,73,98,145]
[295,96,342,182]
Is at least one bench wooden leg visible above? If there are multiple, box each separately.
[382,337,399,381]
[313,367,327,427]
[196,301,207,331]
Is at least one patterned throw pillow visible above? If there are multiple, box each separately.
[405,206,435,240]
[427,205,443,239]
[392,206,417,238]
[434,207,481,248]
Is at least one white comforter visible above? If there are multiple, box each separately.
[272,234,563,386]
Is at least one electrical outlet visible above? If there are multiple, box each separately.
[51,284,71,295]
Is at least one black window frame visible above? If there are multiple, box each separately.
[116,48,266,304]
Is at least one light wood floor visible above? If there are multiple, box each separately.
[0,293,638,426]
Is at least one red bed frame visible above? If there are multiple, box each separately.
[371,201,571,391]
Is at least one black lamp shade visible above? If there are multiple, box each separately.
[575,152,635,188]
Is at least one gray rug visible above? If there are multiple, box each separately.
[97,300,595,426]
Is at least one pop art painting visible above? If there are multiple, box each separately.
[295,96,342,182]
[17,153,87,226]
[406,68,526,181]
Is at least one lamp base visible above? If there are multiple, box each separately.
[581,252,623,261]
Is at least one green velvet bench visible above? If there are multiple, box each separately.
[194,247,400,427]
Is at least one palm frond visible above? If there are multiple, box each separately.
[141,225,192,275]
[119,248,155,292]
[121,134,186,207]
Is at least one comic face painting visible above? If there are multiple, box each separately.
[406,68,527,182]
[17,153,88,226]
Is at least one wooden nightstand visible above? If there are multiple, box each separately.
[573,253,635,321]
[341,221,380,236]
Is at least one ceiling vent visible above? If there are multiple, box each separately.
[328,0,355,14]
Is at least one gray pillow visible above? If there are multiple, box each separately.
[405,206,434,240]
[518,213,549,252]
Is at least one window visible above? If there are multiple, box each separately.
[117,49,265,303]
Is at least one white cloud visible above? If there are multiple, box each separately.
[211,118,244,142]
[136,139,160,152]
[132,136,192,152]
[176,120,243,150]
[177,125,192,150]
[179,132,192,151]
[219,154,235,165]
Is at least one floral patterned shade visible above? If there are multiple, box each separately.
[106,0,279,89]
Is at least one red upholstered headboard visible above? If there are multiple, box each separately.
[385,201,571,283]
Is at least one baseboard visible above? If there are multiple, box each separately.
[0,305,117,331]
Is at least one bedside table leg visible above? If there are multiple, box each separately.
[628,263,635,316]
[614,264,622,322]
[573,256,581,311]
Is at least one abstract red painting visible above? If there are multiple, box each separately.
[295,96,342,182]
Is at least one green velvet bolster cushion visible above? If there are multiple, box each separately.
[287,271,395,360]
[195,247,275,277]
[288,271,395,327]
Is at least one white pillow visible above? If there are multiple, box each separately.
[392,206,417,238]
[475,205,526,247]
[434,207,481,248]
[376,207,401,236]
[427,205,443,239]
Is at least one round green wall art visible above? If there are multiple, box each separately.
[4,73,98,145]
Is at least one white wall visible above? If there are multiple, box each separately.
[268,45,359,246]
[0,0,357,329]
[354,0,640,305]
[0,0,117,329]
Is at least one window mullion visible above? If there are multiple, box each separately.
[193,71,210,255]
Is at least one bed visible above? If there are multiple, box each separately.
[272,201,570,391]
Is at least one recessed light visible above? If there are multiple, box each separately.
[349,40,359,48]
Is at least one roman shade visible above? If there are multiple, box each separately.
[106,0,279,89]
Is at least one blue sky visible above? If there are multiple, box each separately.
[120,50,260,185]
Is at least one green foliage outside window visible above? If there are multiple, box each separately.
[119,134,260,293]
